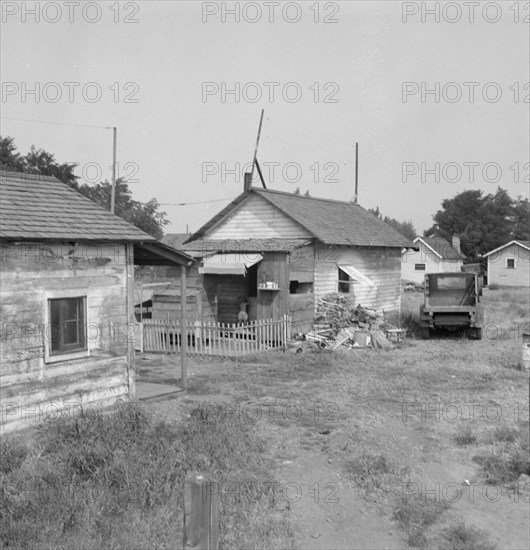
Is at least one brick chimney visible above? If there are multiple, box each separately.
[244,172,252,192]
[452,235,461,253]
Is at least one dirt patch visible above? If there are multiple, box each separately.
[279,452,404,549]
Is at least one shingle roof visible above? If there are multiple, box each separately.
[0,171,155,242]
[418,236,465,260]
[188,188,406,248]
[162,233,192,250]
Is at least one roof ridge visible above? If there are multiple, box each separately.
[253,187,360,207]
[0,169,63,183]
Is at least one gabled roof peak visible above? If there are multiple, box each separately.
[187,187,406,248]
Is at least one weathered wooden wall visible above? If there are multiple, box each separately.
[488,244,530,287]
[314,245,401,314]
[256,252,289,320]
[207,195,311,239]
[152,292,199,320]
[202,274,247,324]
[289,245,315,282]
[288,246,315,333]
[0,241,132,433]
[137,265,216,324]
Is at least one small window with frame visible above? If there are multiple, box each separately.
[414,263,426,271]
[47,296,87,360]
[338,267,351,293]
[506,258,516,269]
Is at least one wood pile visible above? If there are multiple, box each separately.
[289,293,398,352]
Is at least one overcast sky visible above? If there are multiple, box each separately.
[2,0,529,234]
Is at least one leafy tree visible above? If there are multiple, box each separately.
[24,145,79,188]
[368,207,417,241]
[425,188,527,260]
[0,136,21,170]
[0,136,169,238]
[513,197,530,241]
[77,180,169,239]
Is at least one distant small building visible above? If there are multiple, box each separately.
[401,236,465,284]
[483,240,530,287]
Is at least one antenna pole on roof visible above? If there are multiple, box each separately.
[250,109,264,185]
[354,142,359,203]
[110,126,117,214]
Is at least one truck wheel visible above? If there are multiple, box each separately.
[475,327,483,340]
[420,327,430,340]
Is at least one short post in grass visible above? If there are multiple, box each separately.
[183,472,219,550]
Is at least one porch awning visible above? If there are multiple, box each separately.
[199,253,263,275]
[338,264,374,286]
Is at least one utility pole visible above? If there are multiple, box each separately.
[354,142,359,203]
[110,126,117,213]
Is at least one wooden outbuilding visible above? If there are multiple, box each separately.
[0,171,194,433]
[483,240,530,287]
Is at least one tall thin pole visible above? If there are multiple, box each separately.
[110,126,117,213]
[354,142,359,203]
[250,109,264,183]
[180,265,188,390]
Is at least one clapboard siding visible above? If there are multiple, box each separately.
[401,242,463,284]
[314,245,401,313]
[208,194,312,240]
[488,244,530,287]
[0,241,131,433]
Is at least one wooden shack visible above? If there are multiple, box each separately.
[182,187,406,333]
[0,171,194,433]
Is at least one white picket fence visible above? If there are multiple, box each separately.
[137,315,291,357]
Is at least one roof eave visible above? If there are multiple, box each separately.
[483,240,530,257]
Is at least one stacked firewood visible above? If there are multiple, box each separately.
[288,294,394,352]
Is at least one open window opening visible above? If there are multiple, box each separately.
[47,296,87,360]
[289,280,314,294]
[338,267,352,293]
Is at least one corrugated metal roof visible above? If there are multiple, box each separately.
[0,171,155,242]
[182,238,312,256]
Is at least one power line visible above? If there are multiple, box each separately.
[1,116,111,130]
[159,196,236,206]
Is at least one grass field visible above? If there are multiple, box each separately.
[1,287,529,549]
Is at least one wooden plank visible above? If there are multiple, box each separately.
[183,472,219,550]
[126,243,136,401]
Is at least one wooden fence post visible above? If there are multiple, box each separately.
[183,472,219,550]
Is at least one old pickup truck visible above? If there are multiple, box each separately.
[419,273,484,339]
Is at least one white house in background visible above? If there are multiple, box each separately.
[401,236,465,284]
[483,240,530,287]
